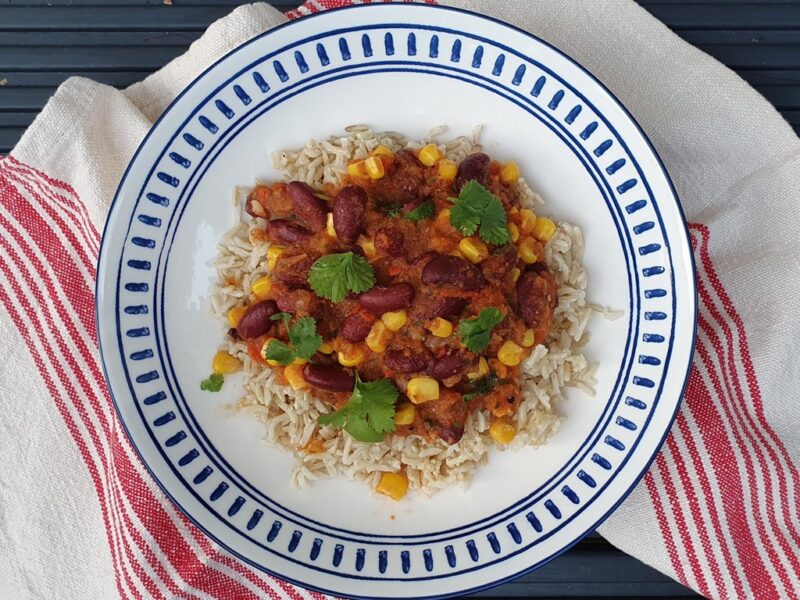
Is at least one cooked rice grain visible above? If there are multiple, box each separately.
[212,127,598,494]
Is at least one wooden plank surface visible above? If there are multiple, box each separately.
[1,1,790,597]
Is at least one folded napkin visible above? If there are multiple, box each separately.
[2,1,799,598]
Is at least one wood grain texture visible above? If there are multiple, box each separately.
[1,2,789,597]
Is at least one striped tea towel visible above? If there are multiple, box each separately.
[1,1,799,598]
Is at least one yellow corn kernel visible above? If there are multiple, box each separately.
[407,377,440,404]
[376,472,409,501]
[511,267,521,283]
[418,143,442,167]
[533,216,557,242]
[373,144,394,157]
[458,237,489,264]
[500,160,521,183]
[366,320,393,353]
[394,403,416,426]
[522,329,535,347]
[338,347,366,367]
[381,310,407,332]
[467,357,490,381]
[508,222,520,243]
[227,306,247,328]
[250,276,272,299]
[518,238,539,264]
[497,340,525,367]
[427,317,453,338]
[490,420,517,444]
[347,160,366,177]
[519,208,537,234]
[318,341,334,354]
[359,238,376,259]
[284,363,308,390]
[438,159,458,180]
[509,206,520,216]
[326,212,337,238]
[365,156,385,179]
[267,245,284,271]
[212,351,242,375]
[436,208,451,228]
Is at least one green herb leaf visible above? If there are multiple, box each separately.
[463,374,500,402]
[264,340,295,365]
[317,375,398,443]
[449,181,510,244]
[270,311,292,323]
[377,201,403,218]
[308,252,376,303]
[289,316,323,360]
[458,307,505,352]
[200,373,224,392]
[264,317,322,364]
[405,200,435,222]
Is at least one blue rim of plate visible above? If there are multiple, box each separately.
[97,4,697,598]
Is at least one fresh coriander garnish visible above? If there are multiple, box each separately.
[449,181,510,245]
[270,311,292,323]
[200,373,224,392]
[405,199,435,222]
[458,307,504,352]
[377,201,403,217]
[463,374,500,402]
[264,316,322,365]
[317,374,398,443]
[307,251,375,303]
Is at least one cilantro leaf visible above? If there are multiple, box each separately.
[449,181,510,244]
[463,374,500,402]
[270,311,292,323]
[405,200,435,222]
[264,317,322,364]
[264,340,295,365]
[289,316,322,360]
[458,307,505,352]
[317,375,398,443]
[376,201,403,218]
[308,252,376,303]
[200,373,224,392]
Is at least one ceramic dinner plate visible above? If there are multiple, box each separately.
[96,4,696,598]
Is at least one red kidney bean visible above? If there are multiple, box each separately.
[276,289,315,314]
[333,186,367,244]
[437,426,465,445]
[286,181,327,232]
[384,349,428,374]
[303,363,355,392]
[374,227,404,257]
[454,152,491,192]
[421,254,487,291]
[236,300,278,340]
[516,269,558,340]
[436,296,470,319]
[358,283,415,315]
[340,310,375,343]
[430,351,466,381]
[272,253,314,287]
[267,219,311,245]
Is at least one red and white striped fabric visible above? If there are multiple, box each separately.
[1,1,798,599]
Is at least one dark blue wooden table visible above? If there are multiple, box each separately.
[4,1,797,597]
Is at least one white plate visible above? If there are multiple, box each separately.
[96,5,696,598]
